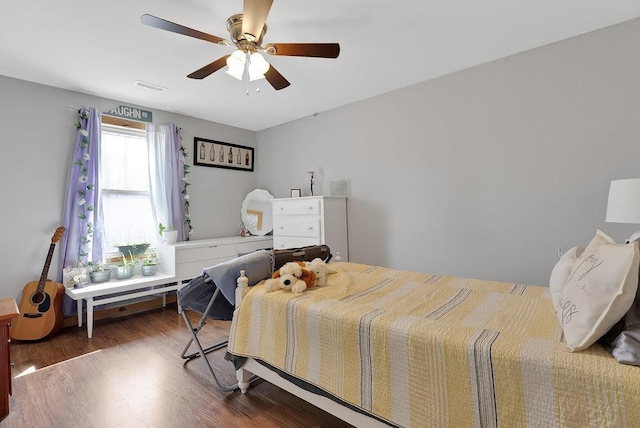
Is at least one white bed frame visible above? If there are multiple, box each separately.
[233,270,390,428]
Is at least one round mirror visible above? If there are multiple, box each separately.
[241,189,274,236]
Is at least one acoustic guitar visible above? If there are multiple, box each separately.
[10,227,66,341]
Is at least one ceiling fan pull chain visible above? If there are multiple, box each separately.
[245,67,250,96]
[246,52,251,95]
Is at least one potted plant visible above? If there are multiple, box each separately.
[159,223,178,244]
[116,243,150,257]
[141,248,158,276]
[63,262,89,289]
[88,262,112,284]
[114,251,137,279]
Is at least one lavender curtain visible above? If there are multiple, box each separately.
[58,107,104,315]
[147,123,189,242]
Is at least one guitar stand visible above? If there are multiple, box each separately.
[180,287,257,392]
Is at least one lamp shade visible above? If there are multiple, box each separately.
[248,52,270,81]
[605,178,640,223]
[226,50,246,81]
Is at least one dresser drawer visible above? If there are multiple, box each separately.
[273,217,321,238]
[176,255,236,279]
[176,243,236,264]
[237,238,273,255]
[273,199,321,215]
[273,236,322,250]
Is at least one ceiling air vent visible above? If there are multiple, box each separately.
[134,80,166,92]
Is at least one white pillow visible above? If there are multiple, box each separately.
[557,230,639,351]
[549,246,584,309]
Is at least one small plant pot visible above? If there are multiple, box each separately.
[114,265,134,280]
[162,230,178,244]
[141,264,157,276]
[89,269,112,284]
[117,244,150,256]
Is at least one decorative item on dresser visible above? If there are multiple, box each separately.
[241,189,274,236]
[158,223,178,244]
[272,196,348,261]
[307,171,316,196]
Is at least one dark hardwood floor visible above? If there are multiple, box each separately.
[4,306,352,427]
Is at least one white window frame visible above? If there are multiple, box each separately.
[100,123,155,259]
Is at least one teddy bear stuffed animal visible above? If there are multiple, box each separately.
[264,261,317,293]
[305,258,337,286]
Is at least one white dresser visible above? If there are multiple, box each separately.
[272,196,348,261]
[157,235,273,282]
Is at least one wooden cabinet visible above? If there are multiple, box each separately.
[0,298,18,420]
[272,196,348,261]
[157,235,273,282]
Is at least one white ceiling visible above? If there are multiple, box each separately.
[1,1,639,131]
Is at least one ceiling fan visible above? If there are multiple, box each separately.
[141,0,340,91]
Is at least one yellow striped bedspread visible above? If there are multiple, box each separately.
[228,262,640,427]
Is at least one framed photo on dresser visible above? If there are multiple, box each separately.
[194,137,254,172]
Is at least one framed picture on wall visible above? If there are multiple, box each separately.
[193,137,254,172]
[290,189,301,198]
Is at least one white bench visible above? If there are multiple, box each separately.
[64,273,180,338]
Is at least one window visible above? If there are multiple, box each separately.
[100,122,156,253]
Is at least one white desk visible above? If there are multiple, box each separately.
[157,235,273,282]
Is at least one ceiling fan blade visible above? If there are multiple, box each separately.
[187,55,231,79]
[264,65,290,90]
[141,14,226,44]
[264,43,340,59]
[242,0,274,42]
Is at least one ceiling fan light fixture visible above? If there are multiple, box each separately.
[141,4,340,91]
[226,49,246,80]
[248,52,270,81]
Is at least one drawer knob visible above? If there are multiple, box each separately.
[280,226,284,229]
[308,206,313,210]
[280,207,284,211]
[308,227,313,230]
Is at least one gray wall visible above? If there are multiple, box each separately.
[0,76,257,301]
[256,18,640,286]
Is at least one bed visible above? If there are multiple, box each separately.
[226,261,640,427]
